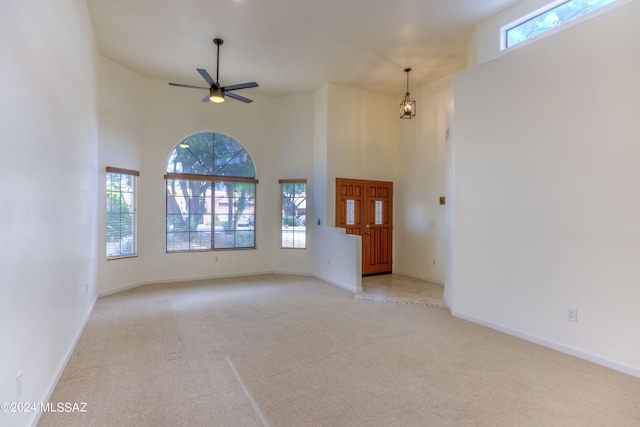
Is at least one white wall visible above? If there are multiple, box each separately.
[0,1,99,426]
[395,76,452,284]
[94,56,451,297]
[452,0,640,376]
[311,84,399,291]
[271,93,316,275]
[93,60,407,298]
[312,85,329,231]
[314,226,363,292]
[96,57,147,294]
[310,85,359,291]
[470,0,632,66]
[94,71,367,294]
[310,81,453,290]
[94,64,320,295]
[444,87,456,307]
[325,84,398,224]
[137,81,279,286]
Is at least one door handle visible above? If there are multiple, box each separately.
[365,224,370,235]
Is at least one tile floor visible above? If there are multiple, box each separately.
[354,274,446,307]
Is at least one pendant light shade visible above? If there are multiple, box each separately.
[400,68,416,119]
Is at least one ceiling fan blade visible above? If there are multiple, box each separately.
[197,68,216,86]
[223,82,259,91]
[201,95,210,103]
[169,82,209,90]
[226,91,253,103]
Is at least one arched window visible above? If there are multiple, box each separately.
[165,132,257,252]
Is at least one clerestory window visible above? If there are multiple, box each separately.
[503,0,617,49]
[165,132,257,252]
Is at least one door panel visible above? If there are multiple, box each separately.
[336,178,393,276]
[336,179,364,238]
[364,180,393,275]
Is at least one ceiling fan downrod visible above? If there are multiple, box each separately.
[213,38,223,84]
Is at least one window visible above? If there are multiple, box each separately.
[346,200,355,225]
[375,201,384,225]
[280,179,307,249]
[503,0,617,49]
[165,132,257,252]
[106,167,139,259]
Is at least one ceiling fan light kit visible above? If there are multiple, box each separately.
[400,68,416,119]
[169,38,258,104]
[209,86,225,103]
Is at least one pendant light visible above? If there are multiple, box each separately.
[400,68,416,119]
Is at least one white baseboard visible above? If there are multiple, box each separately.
[313,273,358,293]
[144,270,274,286]
[100,270,357,305]
[98,270,275,297]
[98,280,145,297]
[29,297,97,427]
[273,271,317,279]
[451,309,640,380]
[392,270,445,286]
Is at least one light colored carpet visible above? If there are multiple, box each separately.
[39,274,640,426]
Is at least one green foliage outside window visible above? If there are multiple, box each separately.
[106,171,137,258]
[281,182,306,249]
[165,133,257,252]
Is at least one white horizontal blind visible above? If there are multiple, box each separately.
[165,132,258,253]
[280,179,307,249]
[165,179,256,252]
[106,167,139,259]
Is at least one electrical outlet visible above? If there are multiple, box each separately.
[566,307,578,322]
[16,371,23,399]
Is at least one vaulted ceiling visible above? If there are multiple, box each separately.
[86,0,519,97]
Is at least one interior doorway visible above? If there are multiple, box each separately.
[335,178,393,276]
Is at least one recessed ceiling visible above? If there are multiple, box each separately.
[86,0,520,97]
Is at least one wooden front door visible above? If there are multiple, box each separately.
[336,178,393,276]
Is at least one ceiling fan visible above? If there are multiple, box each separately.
[168,38,258,104]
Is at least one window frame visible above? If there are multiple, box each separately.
[279,179,307,250]
[165,174,258,253]
[501,0,620,50]
[164,132,258,253]
[106,166,139,260]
